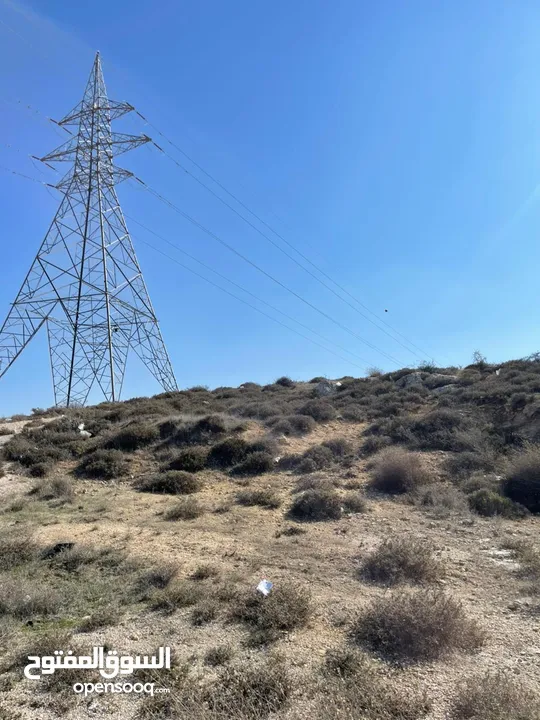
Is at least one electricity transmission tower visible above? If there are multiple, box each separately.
[0,52,178,407]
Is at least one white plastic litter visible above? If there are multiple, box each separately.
[78,423,85,430]
[256,580,273,596]
[495,369,501,376]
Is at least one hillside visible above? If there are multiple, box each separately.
[0,358,540,719]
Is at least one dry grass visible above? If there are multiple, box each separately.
[351,589,485,663]
[164,497,205,520]
[448,672,540,719]
[236,489,281,509]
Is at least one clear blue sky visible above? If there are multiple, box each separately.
[1,0,540,414]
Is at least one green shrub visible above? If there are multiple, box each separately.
[172,415,229,446]
[231,451,274,476]
[75,449,129,479]
[358,537,442,586]
[105,422,158,451]
[289,489,342,521]
[369,448,430,495]
[139,471,202,495]
[502,448,540,513]
[351,590,484,662]
[468,489,528,519]
[169,447,208,472]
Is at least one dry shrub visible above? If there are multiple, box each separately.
[76,448,129,479]
[370,447,430,494]
[270,415,315,436]
[289,489,342,521]
[205,645,233,666]
[502,446,540,513]
[138,471,202,495]
[169,447,208,472]
[358,537,442,586]
[413,483,470,517]
[298,400,336,422]
[230,582,311,643]
[208,437,249,468]
[231,451,274,476]
[319,649,431,719]
[468,489,528,519]
[204,658,291,719]
[351,589,485,663]
[164,497,204,520]
[151,580,204,613]
[293,474,335,493]
[191,564,219,581]
[135,563,179,595]
[448,672,540,720]
[342,492,367,513]
[0,532,37,570]
[236,489,281,509]
[77,606,121,632]
[31,476,74,502]
[105,422,159,451]
[0,578,60,619]
[191,600,218,626]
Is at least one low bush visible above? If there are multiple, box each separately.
[297,445,335,473]
[164,498,204,521]
[105,422,158,451]
[172,415,230,446]
[208,438,249,468]
[0,578,60,619]
[137,471,202,495]
[319,651,431,720]
[75,449,129,479]
[293,474,335,493]
[31,476,75,502]
[358,537,442,586]
[136,564,179,594]
[191,601,218,626]
[205,645,233,667]
[236,489,281,509]
[270,414,315,436]
[203,658,291,718]
[448,672,540,720]
[413,484,470,517]
[322,437,354,458]
[467,489,528,519]
[275,376,295,388]
[289,489,342,521]
[151,581,203,613]
[0,532,37,570]
[168,447,208,472]
[298,400,336,422]
[502,447,540,513]
[351,589,484,662]
[369,447,430,495]
[342,493,367,513]
[231,451,274,476]
[231,582,311,639]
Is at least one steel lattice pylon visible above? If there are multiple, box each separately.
[0,52,178,406]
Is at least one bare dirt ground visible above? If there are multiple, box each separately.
[0,417,539,719]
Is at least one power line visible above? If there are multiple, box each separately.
[126,214,373,367]
[131,176,405,367]
[136,109,436,362]
[133,233,368,372]
[0,161,378,372]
